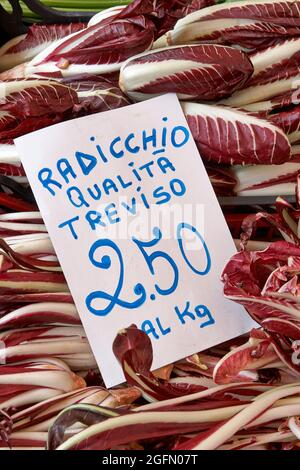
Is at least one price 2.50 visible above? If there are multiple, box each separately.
[85,223,211,317]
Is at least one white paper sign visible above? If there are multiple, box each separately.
[15,94,253,387]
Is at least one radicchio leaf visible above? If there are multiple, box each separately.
[213,331,278,384]
[113,325,206,401]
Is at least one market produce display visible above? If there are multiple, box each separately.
[1,0,300,451]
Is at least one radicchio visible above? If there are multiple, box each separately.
[181,101,291,165]
[165,0,300,50]
[0,80,77,144]
[0,23,86,72]
[269,106,300,144]
[0,359,85,410]
[232,162,300,196]
[242,88,300,114]
[222,241,300,376]
[221,37,300,107]
[119,44,253,101]
[222,182,300,376]
[0,325,96,370]
[0,302,80,330]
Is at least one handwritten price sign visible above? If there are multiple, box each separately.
[15,95,254,386]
